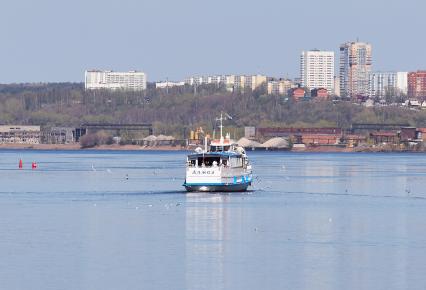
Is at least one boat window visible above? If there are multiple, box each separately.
[197,157,221,167]
[211,146,230,152]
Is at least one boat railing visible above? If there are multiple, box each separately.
[186,163,230,169]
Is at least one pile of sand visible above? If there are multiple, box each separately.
[261,137,290,149]
[237,137,262,148]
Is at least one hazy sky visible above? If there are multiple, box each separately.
[0,0,424,83]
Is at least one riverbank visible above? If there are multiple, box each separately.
[0,143,424,153]
[0,144,187,151]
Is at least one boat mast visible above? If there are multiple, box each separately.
[219,112,224,142]
[216,112,232,143]
[215,112,224,142]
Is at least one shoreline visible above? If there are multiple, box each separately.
[0,143,424,153]
[0,144,188,151]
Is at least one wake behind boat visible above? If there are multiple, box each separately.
[183,113,253,192]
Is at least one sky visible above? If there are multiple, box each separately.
[0,0,424,83]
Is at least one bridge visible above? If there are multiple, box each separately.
[351,123,410,133]
[75,123,153,141]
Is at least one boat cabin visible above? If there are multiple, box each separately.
[187,153,244,168]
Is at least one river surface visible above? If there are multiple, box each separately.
[1,150,426,290]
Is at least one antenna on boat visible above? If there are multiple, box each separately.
[216,112,232,141]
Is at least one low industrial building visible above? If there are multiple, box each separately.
[298,134,340,146]
[0,125,41,144]
[256,127,342,139]
[369,131,399,145]
[42,127,76,144]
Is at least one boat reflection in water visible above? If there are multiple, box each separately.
[185,193,229,289]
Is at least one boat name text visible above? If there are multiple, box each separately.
[192,170,216,175]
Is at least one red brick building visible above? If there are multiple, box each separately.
[408,71,426,99]
[291,88,306,101]
[311,88,328,100]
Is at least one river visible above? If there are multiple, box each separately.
[0,150,425,290]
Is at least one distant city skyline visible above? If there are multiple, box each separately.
[0,0,425,83]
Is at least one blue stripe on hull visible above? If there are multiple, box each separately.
[183,182,250,192]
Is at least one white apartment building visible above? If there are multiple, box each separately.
[184,75,229,86]
[396,72,408,95]
[369,72,408,98]
[184,76,205,86]
[267,79,295,95]
[155,81,185,89]
[300,50,335,93]
[85,70,147,91]
[184,74,266,91]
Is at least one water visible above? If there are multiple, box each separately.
[1,150,426,290]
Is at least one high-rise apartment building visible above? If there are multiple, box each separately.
[300,50,335,93]
[369,72,408,98]
[339,41,372,98]
[334,76,340,96]
[85,70,147,91]
[408,71,426,99]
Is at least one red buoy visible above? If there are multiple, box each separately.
[19,159,23,169]
[32,162,37,169]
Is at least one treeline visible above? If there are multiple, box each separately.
[0,82,426,138]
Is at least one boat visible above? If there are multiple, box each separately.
[183,113,253,192]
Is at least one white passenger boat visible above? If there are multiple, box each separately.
[183,114,253,192]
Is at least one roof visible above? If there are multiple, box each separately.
[301,134,340,139]
[0,125,41,133]
[187,152,241,158]
[345,134,367,140]
[370,131,398,137]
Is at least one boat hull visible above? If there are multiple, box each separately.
[184,182,250,192]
